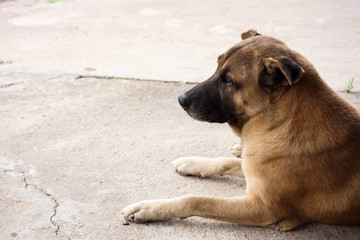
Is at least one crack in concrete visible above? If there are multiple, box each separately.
[74,74,197,84]
[4,169,70,240]
[0,82,23,88]
[20,171,60,234]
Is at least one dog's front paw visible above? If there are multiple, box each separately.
[172,157,212,177]
[231,143,242,157]
[121,199,169,223]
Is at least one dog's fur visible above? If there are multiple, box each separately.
[121,30,360,231]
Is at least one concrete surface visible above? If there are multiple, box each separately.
[1,73,359,240]
[0,0,360,240]
[0,0,360,90]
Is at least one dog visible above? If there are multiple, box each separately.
[121,29,360,231]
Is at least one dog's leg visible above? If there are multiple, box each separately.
[121,195,277,228]
[172,157,244,177]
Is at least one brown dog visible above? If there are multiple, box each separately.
[121,30,360,231]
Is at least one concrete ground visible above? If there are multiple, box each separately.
[0,0,360,240]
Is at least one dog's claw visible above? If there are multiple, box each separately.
[176,169,190,176]
[124,214,135,222]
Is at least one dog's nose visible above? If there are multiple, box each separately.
[178,94,189,109]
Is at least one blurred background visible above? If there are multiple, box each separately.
[1,0,359,89]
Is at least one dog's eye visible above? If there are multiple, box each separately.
[224,76,234,86]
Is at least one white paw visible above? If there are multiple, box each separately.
[231,143,242,157]
[172,157,213,177]
[121,199,167,223]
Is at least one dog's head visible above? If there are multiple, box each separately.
[178,29,305,128]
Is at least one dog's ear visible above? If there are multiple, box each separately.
[260,57,305,87]
[241,29,261,40]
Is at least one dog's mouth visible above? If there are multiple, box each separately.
[178,78,240,124]
[179,94,243,124]
[183,105,228,123]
